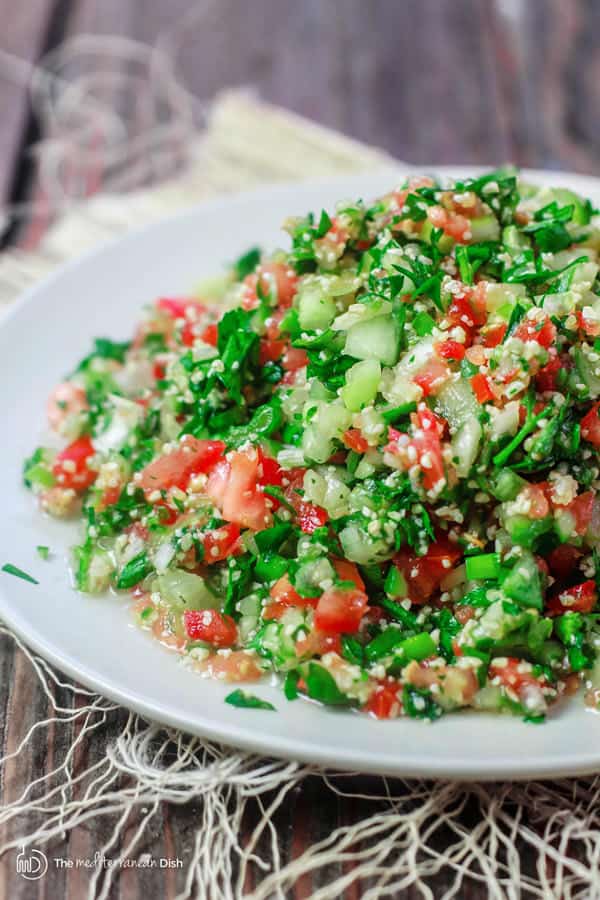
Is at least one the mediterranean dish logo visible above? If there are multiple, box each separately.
[16,846,48,880]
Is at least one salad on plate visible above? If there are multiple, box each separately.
[22,169,600,721]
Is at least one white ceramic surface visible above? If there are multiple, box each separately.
[2,167,600,780]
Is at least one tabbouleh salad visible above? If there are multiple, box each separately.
[23,170,600,721]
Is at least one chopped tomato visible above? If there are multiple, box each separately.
[295,630,342,657]
[470,373,494,404]
[514,316,556,349]
[206,448,272,531]
[243,261,298,311]
[199,650,263,682]
[565,491,595,534]
[365,680,401,719]
[427,205,471,244]
[99,485,121,508]
[412,405,448,438]
[342,428,369,453]
[203,523,240,563]
[482,323,507,348]
[385,418,445,492]
[282,347,308,372]
[489,658,544,692]
[447,290,487,331]
[183,609,238,647]
[546,580,597,616]
[536,355,562,392]
[157,297,204,319]
[179,320,197,346]
[152,360,166,380]
[314,585,368,634]
[413,358,450,397]
[154,500,178,526]
[332,558,366,592]
[139,437,225,495]
[435,339,465,361]
[52,436,97,491]
[581,403,600,447]
[259,338,286,365]
[297,502,328,534]
[47,382,88,431]
[394,538,462,604]
[546,544,583,580]
[264,574,318,619]
[522,483,550,520]
[200,323,218,346]
[258,451,284,488]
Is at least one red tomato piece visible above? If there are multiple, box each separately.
[427,206,471,244]
[157,297,203,319]
[200,323,218,346]
[581,403,600,447]
[489,658,544,692]
[514,316,556,348]
[435,339,465,361]
[413,358,451,397]
[546,580,597,616]
[206,448,272,531]
[203,523,240,563]
[564,491,595,535]
[482,323,507,348]
[395,538,462,604]
[342,428,369,454]
[243,261,298,311]
[536,355,562,392]
[332,558,366,591]
[295,630,342,657]
[183,609,238,647]
[139,437,225,495]
[412,406,448,439]
[365,680,401,719]
[297,502,328,534]
[259,338,286,366]
[282,347,308,372]
[470,373,494,404]
[154,500,178,526]
[52,435,97,491]
[314,586,368,634]
[522,483,551,520]
[447,293,486,331]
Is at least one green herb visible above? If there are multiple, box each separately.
[116,552,153,590]
[36,546,50,561]
[225,689,275,711]
[2,564,38,584]
[304,663,352,706]
[233,246,261,280]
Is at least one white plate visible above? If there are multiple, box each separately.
[2,168,600,781]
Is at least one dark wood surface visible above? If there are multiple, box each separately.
[1,1,599,896]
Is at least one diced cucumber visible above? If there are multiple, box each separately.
[435,377,478,430]
[548,188,591,226]
[489,469,528,501]
[341,359,381,412]
[420,218,454,253]
[483,282,527,314]
[502,226,530,252]
[294,557,335,597]
[303,467,350,518]
[344,315,400,366]
[500,552,543,610]
[504,514,553,549]
[157,569,220,611]
[339,523,390,565]
[298,282,337,330]
[385,565,407,598]
[469,214,500,242]
[452,418,482,478]
[573,345,600,398]
[302,400,352,463]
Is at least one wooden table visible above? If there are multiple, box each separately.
[0,1,598,896]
